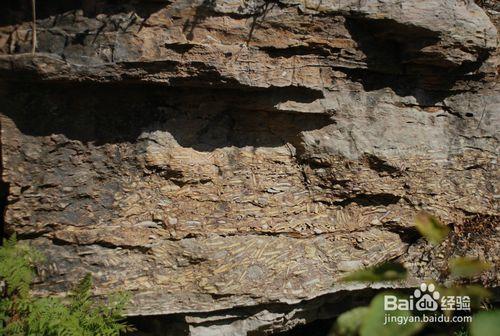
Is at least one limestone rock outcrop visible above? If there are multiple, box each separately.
[0,1,498,334]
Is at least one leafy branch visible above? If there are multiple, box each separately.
[330,213,498,336]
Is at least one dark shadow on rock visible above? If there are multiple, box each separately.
[181,0,279,44]
[124,286,500,335]
[345,17,440,74]
[344,17,489,105]
[1,81,332,151]
[124,288,386,336]
[0,0,170,27]
[182,0,216,41]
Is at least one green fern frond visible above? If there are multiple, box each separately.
[0,236,132,335]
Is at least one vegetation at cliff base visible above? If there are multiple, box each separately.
[0,235,132,336]
[329,213,499,336]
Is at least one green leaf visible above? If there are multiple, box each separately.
[0,236,131,335]
[449,258,491,278]
[414,212,449,245]
[69,273,93,312]
[329,307,369,336]
[440,285,491,298]
[341,262,407,282]
[360,293,423,336]
[439,285,491,311]
[470,310,500,336]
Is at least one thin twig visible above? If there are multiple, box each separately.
[476,97,487,130]
[31,0,36,55]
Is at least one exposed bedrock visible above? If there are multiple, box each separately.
[0,0,499,335]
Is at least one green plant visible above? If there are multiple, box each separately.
[449,258,491,278]
[330,214,497,336]
[331,293,423,336]
[341,262,407,282]
[0,235,132,335]
[470,310,500,336]
[414,212,449,245]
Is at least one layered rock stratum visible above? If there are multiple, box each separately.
[0,0,499,334]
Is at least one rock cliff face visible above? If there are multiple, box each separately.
[0,0,499,334]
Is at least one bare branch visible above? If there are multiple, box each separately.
[31,0,36,55]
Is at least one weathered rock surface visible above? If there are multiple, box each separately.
[0,0,499,334]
